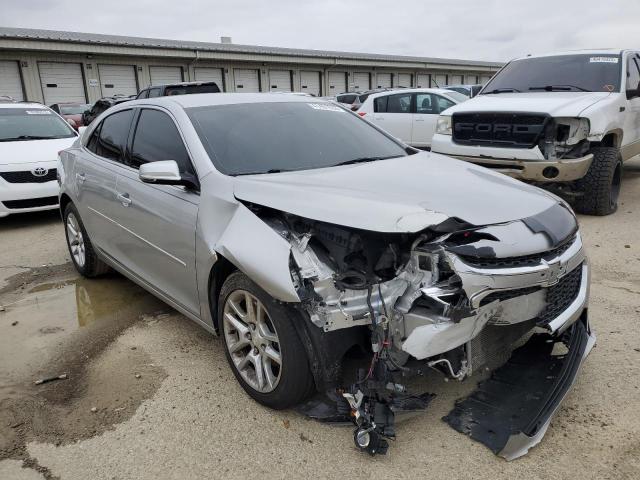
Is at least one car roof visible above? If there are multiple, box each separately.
[365,87,457,99]
[0,102,48,109]
[129,92,328,109]
[145,81,219,89]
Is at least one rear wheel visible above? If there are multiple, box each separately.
[218,271,315,409]
[63,203,110,277]
[574,146,622,216]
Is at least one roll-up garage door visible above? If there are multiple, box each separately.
[352,72,370,91]
[450,74,464,85]
[328,71,347,94]
[149,66,183,85]
[194,67,225,91]
[376,73,392,89]
[300,71,321,96]
[397,73,413,88]
[98,64,138,97]
[269,70,292,91]
[465,75,478,84]
[0,61,24,101]
[234,69,260,92]
[39,62,86,104]
[434,74,447,87]
[416,73,431,88]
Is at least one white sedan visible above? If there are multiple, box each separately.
[0,102,78,217]
[356,88,467,148]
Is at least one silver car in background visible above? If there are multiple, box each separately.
[58,93,594,459]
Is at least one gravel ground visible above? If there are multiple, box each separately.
[0,159,639,480]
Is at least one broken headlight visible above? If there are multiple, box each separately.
[436,115,452,135]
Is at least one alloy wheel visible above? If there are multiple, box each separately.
[223,290,282,393]
[66,212,86,268]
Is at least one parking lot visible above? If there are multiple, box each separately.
[0,158,637,480]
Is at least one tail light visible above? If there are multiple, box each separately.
[358,112,366,117]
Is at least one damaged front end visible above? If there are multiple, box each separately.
[248,201,594,459]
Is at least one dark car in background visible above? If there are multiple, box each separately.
[49,102,92,129]
[135,81,221,99]
[81,95,135,126]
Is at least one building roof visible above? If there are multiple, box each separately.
[0,27,502,69]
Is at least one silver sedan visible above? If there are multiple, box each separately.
[58,93,594,458]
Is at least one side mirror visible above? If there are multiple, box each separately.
[139,160,199,190]
[626,81,640,100]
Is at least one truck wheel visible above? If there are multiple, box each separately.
[218,271,315,409]
[574,146,622,216]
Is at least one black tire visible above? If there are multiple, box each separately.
[573,146,622,216]
[218,271,315,409]
[63,203,110,277]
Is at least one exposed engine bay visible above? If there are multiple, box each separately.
[245,200,593,459]
[539,117,591,161]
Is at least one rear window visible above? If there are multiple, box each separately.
[482,54,623,93]
[187,101,406,175]
[0,108,76,141]
[60,104,91,115]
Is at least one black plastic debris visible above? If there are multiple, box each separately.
[443,318,592,460]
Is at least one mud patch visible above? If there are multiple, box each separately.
[0,265,170,467]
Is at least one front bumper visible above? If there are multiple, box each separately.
[430,134,593,182]
[449,154,593,182]
[445,314,595,460]
[0,161,59,217]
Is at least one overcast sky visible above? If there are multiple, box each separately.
[2,0,639,62]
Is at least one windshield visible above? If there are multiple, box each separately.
[443,91,469,103]
[60,104,91,115]
[0,108,76,141]
[187,101,407,175]
[482,54,622,93]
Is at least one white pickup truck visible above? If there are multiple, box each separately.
[432,49,640,215]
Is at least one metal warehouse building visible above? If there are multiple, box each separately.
[0,27,502,104]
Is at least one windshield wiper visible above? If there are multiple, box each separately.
[529,85,589,92]
[483,87,521,94]
[235,168,292,176]
[331,154,404,167]
[0,135,68,142]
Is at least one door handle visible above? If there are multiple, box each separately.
[75,172,86,184]
[116,192,132,207]
[415,118,425,122]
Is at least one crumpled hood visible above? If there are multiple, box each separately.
[444,91,611,117]
[0,137,77,165]
[233,152,563,233]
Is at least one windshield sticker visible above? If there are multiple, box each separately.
[307,103,345,112]
[590,57,619,63]
[25,110,52,115]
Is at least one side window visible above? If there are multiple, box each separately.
[435,96,455,113]
[50,104,60,114]
[130,109,194,175]
[136,89,149,99]
[386,93,412,113]
[147,88,162,98]
[94,109,134,163]
[86,124,101,153]
[415,93,437,114]
[374,95,388,112]
[626,55,640,91]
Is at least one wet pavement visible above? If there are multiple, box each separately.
[0,160,639,479]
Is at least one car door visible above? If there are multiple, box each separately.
[411,93,440,147]
[623,53,640,160]
[74,109,135,254]
[371,92,413,143]
[110,107,200,315]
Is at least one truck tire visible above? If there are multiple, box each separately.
[574,146,622,216]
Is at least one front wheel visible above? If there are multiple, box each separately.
[573,146,622,216]
[218,271,315,409]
